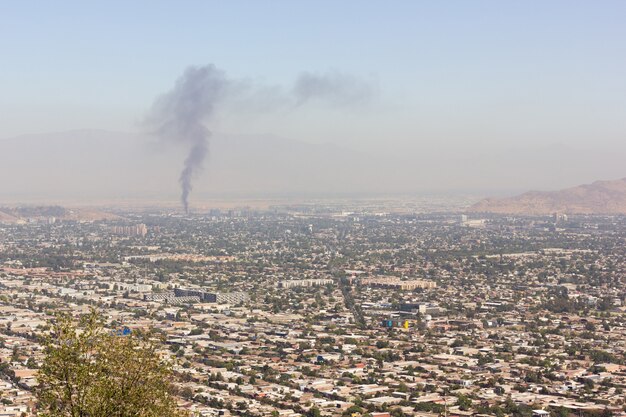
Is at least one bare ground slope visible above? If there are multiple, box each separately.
[470,178,626,214]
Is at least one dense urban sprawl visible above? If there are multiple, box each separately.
[0,206,625,417]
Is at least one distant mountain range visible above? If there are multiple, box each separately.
[0,129,625,203]
[470,178,626,214]
[0,129,406,201]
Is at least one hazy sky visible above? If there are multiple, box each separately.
[1,1,625,198]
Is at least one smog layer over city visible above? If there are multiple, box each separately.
[1,2,625,417]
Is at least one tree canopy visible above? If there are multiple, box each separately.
[36,310,186,417]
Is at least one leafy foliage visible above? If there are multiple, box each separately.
[36,310,186,417]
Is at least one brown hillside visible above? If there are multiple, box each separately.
[470,178,626,215]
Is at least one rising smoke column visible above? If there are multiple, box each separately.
[147,65,374,211]
[146,65,228,212]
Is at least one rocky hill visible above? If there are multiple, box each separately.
[0,206,121,224]
[470,178,626,215]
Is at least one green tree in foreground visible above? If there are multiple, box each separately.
[36,310,186,417]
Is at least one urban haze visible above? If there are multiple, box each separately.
[0,3,625,417]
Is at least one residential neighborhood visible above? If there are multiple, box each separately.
[0,207,624,417]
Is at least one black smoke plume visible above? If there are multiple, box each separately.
[146,65,228,213]
[147,65,373,212]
